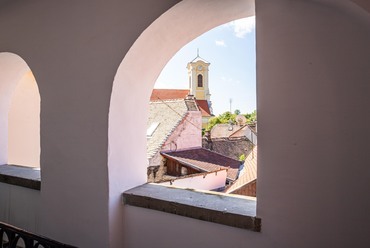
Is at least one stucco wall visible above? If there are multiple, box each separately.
[158,170,227,191]
[122,0,370,248]
[0,1,181,247]
[256,1,370,247]
[162,111,202,151]
[0,182,40,233]
[0,0,370,248]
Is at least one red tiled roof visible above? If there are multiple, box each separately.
[196,100,212,117]
[229,125,248,138]
[161,147,241,181]
[229,124,257,139]
[225,147,257,193]
[150,89,212,118]
[210,124,240,139]
[150,89,189,101]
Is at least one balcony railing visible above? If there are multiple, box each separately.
[0,222,76,248]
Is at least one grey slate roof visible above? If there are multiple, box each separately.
[147,99,194,160]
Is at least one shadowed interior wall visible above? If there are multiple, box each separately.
[0,1,181,247]
[0,0,369,248]
[257,1,370,247]
[119,0,370,247]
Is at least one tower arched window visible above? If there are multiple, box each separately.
[197,74,203,87]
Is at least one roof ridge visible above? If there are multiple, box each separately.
[148,111,188,160]
[150,99,184,103]
[163,147,241,163]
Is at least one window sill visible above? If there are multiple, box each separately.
[0,164,41,190]
[122,183,261,232]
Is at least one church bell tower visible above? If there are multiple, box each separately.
[187,52,211,101]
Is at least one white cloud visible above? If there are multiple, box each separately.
[215,40,227,47]
[228,16,255,38]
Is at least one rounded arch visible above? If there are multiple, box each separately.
[0,52,40,167]
[108,0,254,246]
[197,74,203,87]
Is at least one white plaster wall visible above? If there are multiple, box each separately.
[0,182,40,233]
[123,205,261,248]
[119,1,370,248]
[158,170,227,190]
[0,1,181,247]
[8,71,40,167]
[0,1,369,248]
[256,1,370,247]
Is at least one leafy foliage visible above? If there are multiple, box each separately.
[205,110,257,131]
[239,154,246,162]
[243,110,257,123]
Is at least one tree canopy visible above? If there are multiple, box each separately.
[205,110,257,131]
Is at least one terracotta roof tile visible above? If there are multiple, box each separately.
[150,89,212,118]
[210,124,241,139]
[161,147,242,181]
[150,89,189,101]
[229,124,257,139]
[196,100,212,117]
[225,146,257,193]
[229,125,248,138]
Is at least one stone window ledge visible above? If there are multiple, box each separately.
[0,164,41,190]
[122,183,261,231]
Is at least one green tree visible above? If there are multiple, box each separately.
[206,110,257,132]
[207,116,221,130]
[239,154,246,162]
[244,110,257,123]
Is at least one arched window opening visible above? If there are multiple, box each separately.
[148,16,256,195]
[8,70,40,167]
[109,1,256,241]
[0,52,40,168]
[197,74,203,87]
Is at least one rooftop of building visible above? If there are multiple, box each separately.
[147,99,198,160]
[189,55,210,64]
[225,146,257,194]
[210,123,256,140]
[161,147,242,181]
[150,89,190,101]
[150,89,212,117]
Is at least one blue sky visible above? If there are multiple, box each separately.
[154,17,256,116]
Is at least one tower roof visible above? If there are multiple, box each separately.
[190,55,210,64]
[189,50,210,64]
